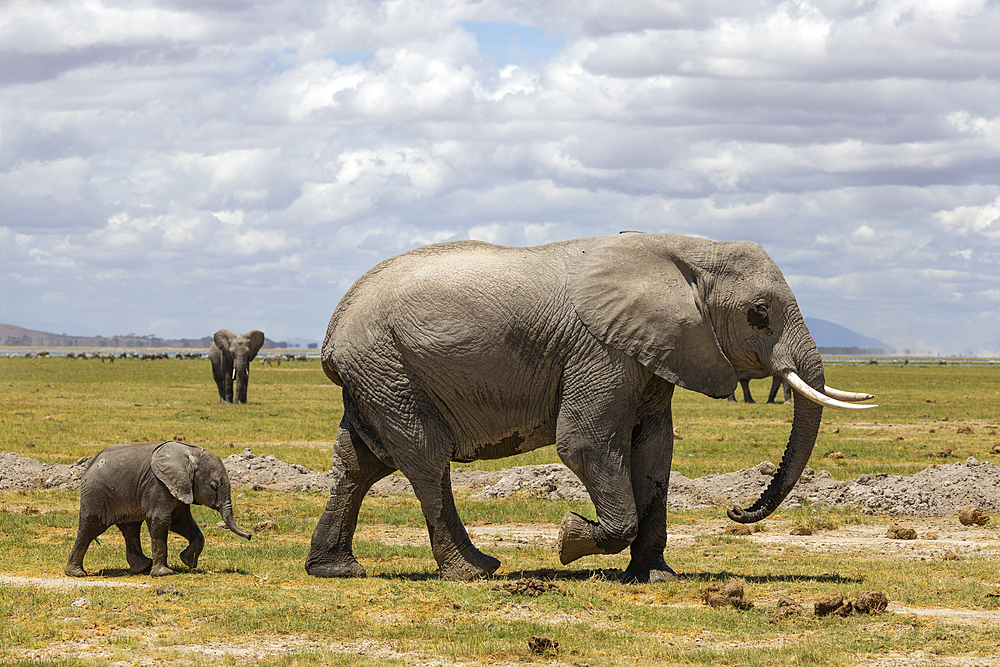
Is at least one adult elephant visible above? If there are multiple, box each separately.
[209,329,265,404]
[728,371,792,404]
[305,233,876,583]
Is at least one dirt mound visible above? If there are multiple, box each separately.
[3,448,1000,519]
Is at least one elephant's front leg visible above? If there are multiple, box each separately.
[170,505,205,570]
[146,515,175,577]
[411,466,500,581]
[622,387,676,583]
[555,373,645,566]
[118,521,153,574]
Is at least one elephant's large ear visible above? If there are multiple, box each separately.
[151,441,201,504]
[214,330,236,357]
[245,330,265,361]
[567,234,738,398]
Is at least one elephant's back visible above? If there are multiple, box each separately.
[321,238,592,387]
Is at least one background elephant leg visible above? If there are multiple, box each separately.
[767,375,781,403]
[306,424,394,578]
[622,390,676,583]
[146,516,175,576]
[741,379,755,403]
[118,521,152,574]
[170,505,205,570]
[409,466,500,581]
[65,515,110,577]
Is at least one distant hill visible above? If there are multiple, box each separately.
[805,318,892,355]
[0,323,293,350]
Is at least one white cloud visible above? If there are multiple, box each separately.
[2,0,1000,349]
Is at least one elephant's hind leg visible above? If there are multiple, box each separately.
[170,505,205,570]
[118,521,153,574]
[65,514,110,577]
[411,466,500,581]
[306,424,394,578]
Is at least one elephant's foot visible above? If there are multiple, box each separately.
[437,549,501,582]
[305,554,367,578]
[621,558,677,584]
[64,563,87,578]
[179,547,201,570]
[557,512,602,565]
[128,556,153,574]
[150,564,175,577]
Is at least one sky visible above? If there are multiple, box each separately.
[2,0,1000,355]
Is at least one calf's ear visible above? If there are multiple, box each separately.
[151,441,201,504]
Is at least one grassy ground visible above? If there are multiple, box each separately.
[2,356,1000,666]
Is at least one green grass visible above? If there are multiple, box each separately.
[3,356,1000,665]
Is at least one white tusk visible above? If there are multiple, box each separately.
[784,372,878,411]
[823,386,875,402]
[232,368,236,379]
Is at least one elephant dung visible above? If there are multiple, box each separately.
[527,636,559,655]
[958,506,990,526]
[701,582,753,610]
[886,524,918,540]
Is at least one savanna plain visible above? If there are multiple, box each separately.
[2,356,1000,666]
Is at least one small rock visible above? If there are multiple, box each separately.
[957,425,974,434]
[723,525,752,536]
[924,532,939,540]
[943,550,960,561]
[70,597,89,608]
[156,586,183,596]
[758,461,777,475]
[825,451,846,459]
[992,444,1000,454]
[789,525,813,536]
[958,506,990,526]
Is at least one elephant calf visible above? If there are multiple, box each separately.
[65,441,251,577]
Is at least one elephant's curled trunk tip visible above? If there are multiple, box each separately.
[727,505,759,524]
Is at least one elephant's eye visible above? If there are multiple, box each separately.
[747,304,770,330]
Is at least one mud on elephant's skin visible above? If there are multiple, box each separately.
[305,232,877,583]
[65,441,251,578]
[209,329,265,404]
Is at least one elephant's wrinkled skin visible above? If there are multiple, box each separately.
[65,441,251,577]
[305,233,875,582]
[209,329,264,404]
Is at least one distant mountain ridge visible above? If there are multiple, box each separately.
[0,323,295,350]
[3,319,887,354]
[805,318,892,355]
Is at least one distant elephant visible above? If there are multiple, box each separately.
[304,233,876,583]
[209,329,264,404]
[65,441,251,577]
[727,371,792,404]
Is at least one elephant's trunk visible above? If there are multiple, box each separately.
[219,500,252,540]
[728,345,825,524]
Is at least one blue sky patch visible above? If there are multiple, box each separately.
[462,22,564,66]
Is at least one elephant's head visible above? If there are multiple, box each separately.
[569,232,875,523]
[151,441,252,539]
[214,329,265,404]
